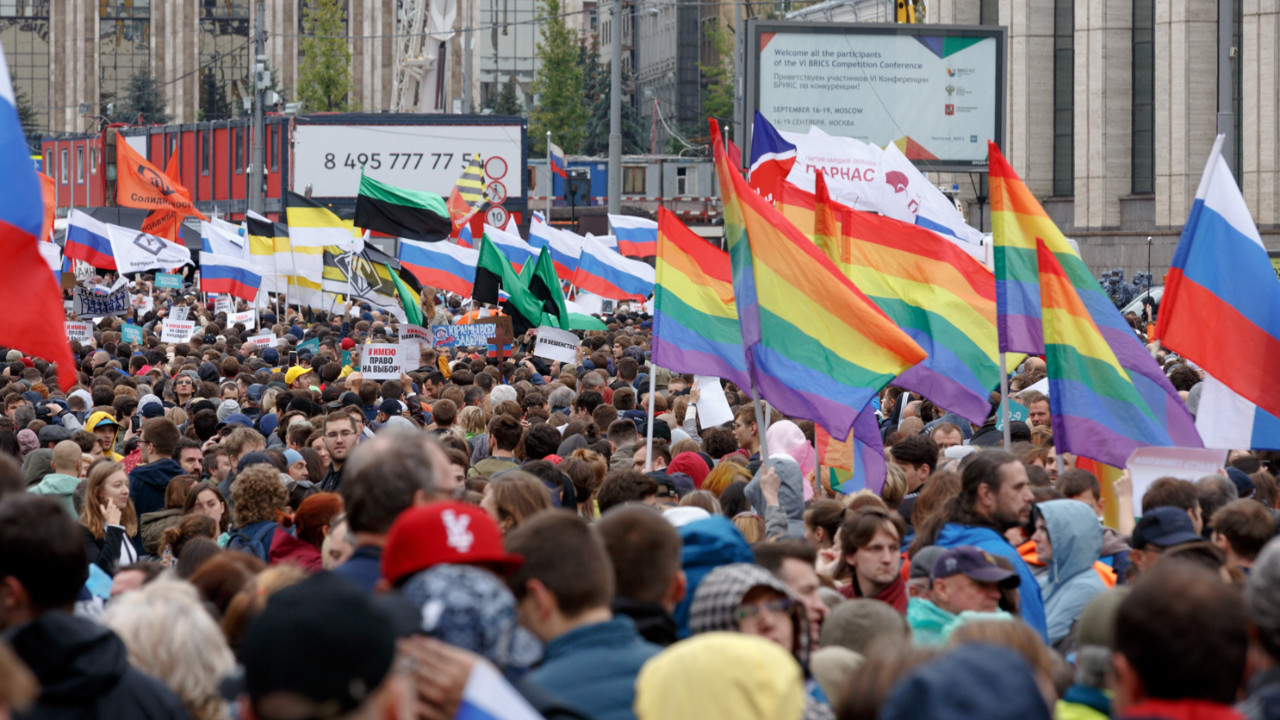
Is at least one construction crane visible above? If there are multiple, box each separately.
[392,0,437,112]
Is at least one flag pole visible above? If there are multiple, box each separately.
[999,351,1011,449]
[644,367,656,471]
[751,378,771,460]
[546,131,552,221]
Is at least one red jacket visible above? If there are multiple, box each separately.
[268,528,322,572]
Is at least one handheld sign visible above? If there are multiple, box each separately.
[229,309,257,329]
[430,324,497,348]
[72,285,130,318]
[246,332,276,349]
[64,322,93,345]
[359,343,405,380]
[155,272,182,289]
[1127,447,1229,516]
[121,324,144,344]
[161,320,196,343]
[214,297,232,315]
[169,305,190,322]
[532,326,579,364]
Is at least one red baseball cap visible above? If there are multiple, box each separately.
[341,337,356,350]
[381,501,523,585]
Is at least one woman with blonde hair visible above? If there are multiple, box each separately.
[702,461,753,498]
[480,470,552,533]
[104,579,236,720]
[80,460,140,575]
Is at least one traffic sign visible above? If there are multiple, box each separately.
[485,206,509,227]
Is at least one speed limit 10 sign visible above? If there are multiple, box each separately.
[485,206,509,228]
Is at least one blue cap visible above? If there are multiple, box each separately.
[1132,506,1203,549]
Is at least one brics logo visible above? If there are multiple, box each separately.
[944,104,955,116]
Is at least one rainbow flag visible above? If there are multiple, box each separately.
[713,119,925,440]
[989,143,1200,448]
[1074,457,1123,530]
[652,207,750,391]
[1037,237,1176,467]
[781,174,1002,426]
[815,412,888,495]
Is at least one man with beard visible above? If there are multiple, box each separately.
[918,449,1047,641]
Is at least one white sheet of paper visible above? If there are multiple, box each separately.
[1127,446,1228,516]
[532,326,579,364]
[694,376,734,429]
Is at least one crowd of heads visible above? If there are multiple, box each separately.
[0,284,1277,720]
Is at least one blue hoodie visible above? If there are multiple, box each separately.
[674,517,754,638]
[1036,499,1106,646]
[127,458,185,519]
[935,522,1049,642]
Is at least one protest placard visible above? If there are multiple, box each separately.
[121,324,144,345]
[996,399,1029,432]
[229,309,257,329]
[155,272,182,289]
[693,376,735,429]
[359,343,405,380]
[169,305,190,322]
[64,322,92,344]
[132,294,154,314]
[430,324,498,348]
[214,297,232,315]
[245,332,276,349]
[72,285,130,318]
[1126,446,1228,515]
[532,326,579,364]
[298,338,320,355]
[161,320,196,343]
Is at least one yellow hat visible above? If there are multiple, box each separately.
[285,366,309,386]
[634,633,804,720]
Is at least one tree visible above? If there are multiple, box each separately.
[529,0,587,154]
[487,78,524,117]
[298,0,355,112]
[12,81,40,152]
[581,59,646,156]
[701,22,734,134]
[116,65,170,125]
[199,69,232,121]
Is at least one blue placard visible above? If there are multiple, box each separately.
[430,324,498,348]
[996,398,1029,431]
[121,324,144,344]
[156,272,183,289]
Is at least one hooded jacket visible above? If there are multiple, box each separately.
[634,633,806,720]
[1036,499,1107,646]
[880,643,1052,720]
[128,458,185,518]
[524,616,660,720]
[84,411,124,461]
[22,448,53,487]
[27,472,80,517]
[935,522,1048,642]
[905,596,1014,647]
[268,527,322,572]
[675,517,755,638]
[688,563,811,670]
[137,508,182,557]
[745,456,806,539]
[4,611,189,720]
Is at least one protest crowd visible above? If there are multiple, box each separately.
[0,271,1272,720]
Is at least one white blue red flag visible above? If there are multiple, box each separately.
[548,140,568,179]
[572,233,654,301]
[199,251,262,301]
[607,213,657,258]
[1156,134,1280,449]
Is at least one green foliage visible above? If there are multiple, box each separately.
[12,80,41,152]
[117,66,170,125]
[298,0,356,112]
[529,0,587,154]
[199,69,233,121]
[701,22,734,133]
[487,77,524,117]
[581,53,646,156]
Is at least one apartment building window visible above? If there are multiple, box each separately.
[1053,0,1074,197]
[76,146,84,184]
[234,126,244,174]
[201,130,210,175]
[59,148,68,184]
[675,166,695,196]
[1132,0,1154,194]
[623,166,645,194]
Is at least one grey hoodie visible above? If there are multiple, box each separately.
[745,455,806,539]
[1036,499,1107,646]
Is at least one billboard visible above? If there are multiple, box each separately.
[746,21,1005,171]
[292,120,525,201]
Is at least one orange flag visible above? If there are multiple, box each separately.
[37,171,55,242]
[141,152,186,241]
[116,140,207,220]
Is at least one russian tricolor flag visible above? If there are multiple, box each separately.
[484,224,537,272]
[528,214,581,281]
[199,251,262,301]
[1157,134,1280,450]
[457,223,474,248]
[399,237,478,297]
[748,110,797,202]
[64,210,117,269]
[573,233,654,301]
[548,140,568,179]
[607,213,657,258]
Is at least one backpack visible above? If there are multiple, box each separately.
[226,521,277,562]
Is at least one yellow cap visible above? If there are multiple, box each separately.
[285,366,309,386]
